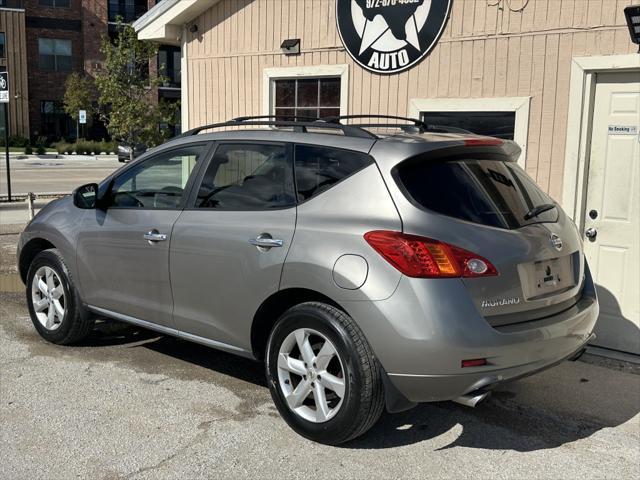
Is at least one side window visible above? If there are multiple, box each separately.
[294,145,373,201]
[109,145,205,209]
[195,143,295,210]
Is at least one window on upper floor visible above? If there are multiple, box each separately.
[40,0,71,7]
[158,45,181,88]
[108,0,148,23]
[0,33,5,59]
[38,38,72,72]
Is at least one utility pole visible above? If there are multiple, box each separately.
[0,71,10,202]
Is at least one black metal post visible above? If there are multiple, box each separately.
[4,102,10,202]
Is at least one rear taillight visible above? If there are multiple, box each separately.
[363,231,498,278]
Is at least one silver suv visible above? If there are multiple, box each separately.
[17,116,598,444]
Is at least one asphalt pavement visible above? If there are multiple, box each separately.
[0,223,638,479]
[0,155,122,196]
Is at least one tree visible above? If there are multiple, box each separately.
[95,19,177,161]
[63,72,93,138]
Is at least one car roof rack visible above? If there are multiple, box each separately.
[326,114,431,133]
[179,115,377,139]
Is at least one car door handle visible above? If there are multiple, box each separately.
[249,234,284,249]
[143,230,168,242]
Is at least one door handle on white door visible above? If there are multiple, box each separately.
[249,234,284,249]
[143,230,168,243]
[585,227,597,240]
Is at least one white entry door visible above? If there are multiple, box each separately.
[584,71,640,355]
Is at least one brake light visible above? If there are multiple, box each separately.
[363,231,498,278]
[464,137,503,146]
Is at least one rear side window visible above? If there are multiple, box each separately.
[396,158,557,229]
[195,143,295,210]
[294,145,373,201]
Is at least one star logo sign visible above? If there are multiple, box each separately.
[337,0,453,74]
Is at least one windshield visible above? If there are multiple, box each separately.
[395,157,558,229]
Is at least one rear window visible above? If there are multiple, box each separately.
[395,158,558,229]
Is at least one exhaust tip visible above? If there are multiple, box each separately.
[453,390,491,408]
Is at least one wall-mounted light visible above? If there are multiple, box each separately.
[280,38,301,56]
[189,24,198,34]
[624,4,640,52]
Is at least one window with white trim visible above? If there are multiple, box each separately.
[273,77,341,120]
[410,97,531,167]
[263,65,349,121]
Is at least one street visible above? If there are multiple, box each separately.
[0,156,122,196]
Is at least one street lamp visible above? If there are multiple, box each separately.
[624,4,640,52]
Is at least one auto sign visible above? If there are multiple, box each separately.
[336,0,452,75]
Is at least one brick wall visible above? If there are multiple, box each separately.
[26,0,163,139]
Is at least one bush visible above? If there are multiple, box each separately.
[99,139,116,153]
[24,145,33,154]
[36,145,46,155]
[52,139,116,155]
[0,135,30,148]
[75,139,93,155]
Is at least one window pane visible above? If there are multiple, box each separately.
[319,78,340,107]
[274,108,295,121]
[296,108,318,120]
[0,33,5,58]
[38,38,54,55]
[39,54,56,70]
[318,108,340,119]
[297,78,318,107]
[56,55,72,72]
[55,39,72,56]
[421,111,516,140]
[196,143,294,210]
[110,145,205,209]
[39,0,55,6]
[274,80,295,107]
[294,145,373,201]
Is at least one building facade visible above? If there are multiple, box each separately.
[0,0,29,138]
[135,0,639,356]
[25,0,180,141]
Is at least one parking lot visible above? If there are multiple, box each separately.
[0,229,639,480]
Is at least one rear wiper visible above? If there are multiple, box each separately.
[524,203,556,220]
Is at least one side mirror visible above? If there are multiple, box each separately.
[73,183,99,209]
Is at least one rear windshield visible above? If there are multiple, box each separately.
[395,158,558,229]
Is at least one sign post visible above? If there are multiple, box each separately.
[0,71,10,202]
[79,109,87,139]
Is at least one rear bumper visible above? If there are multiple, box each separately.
[388,332,595,403]
[343,270,599,404]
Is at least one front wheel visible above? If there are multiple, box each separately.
[265,302,384,444]
[26,249,94,345]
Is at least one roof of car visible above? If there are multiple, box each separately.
[145,116,522,166]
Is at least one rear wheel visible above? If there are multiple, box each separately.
[26,249,94,345]
[266,302,384,444]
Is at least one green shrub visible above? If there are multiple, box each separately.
[99,139,116,153]
[75,139,92,155]
[52,141,68,154]
[0,135,30,148]
[24,145,33,154]
[36,145,46,155]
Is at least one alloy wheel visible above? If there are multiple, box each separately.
[31,266,65,331]
[276,328,346,423]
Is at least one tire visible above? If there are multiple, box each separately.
[26,248,94,345]
[266,302,384,444]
